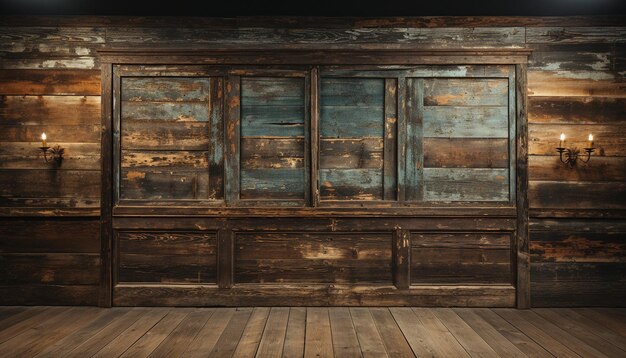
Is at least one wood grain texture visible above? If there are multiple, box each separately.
[235,232,392,284]
[0,69,100,95]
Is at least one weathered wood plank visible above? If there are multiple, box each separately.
[529,181,626,209]
[424,138,509,168]
[383,78,397,201]
[0,253,99,285]
[118,253,217,284]
[526,27,626,44]
[528,96,626,124]
[121,150,208,169]
[120,169,209,200]
[304,308,334,358]
[529,123,626,156]
[0,142,99,170]
[320,107,384,138]
[424,78,508,106]
[121,77,210,101]
[350,307,389,357]
[423,106,509,138]
[0,169,100,199]
[0,123,100,143]
[104,27,525,48]
[0,95,100,125]
[147,309,214,357]
[0,218,99,253]
[319,138,383,169]
[432,308,499,357]
[121,101,209,121]
[423,168,509,201]
[393,229,410,290]
[118,231,217,256]
[240,168,304,200]
[412,233,511,249]
[411,248,512,284]
[528,70,626,97]
[528,44,614,71]
[0,285,98,305]
[235,233,392,284]
[255,307,289,357]
[282,307,306,358]
[320,168,383,200]
[369,308,415,358]
[530,230,625,263]
[529,155,626,182]
[405,78,424,201]
[231,307,269,357]
[121,120,209,150]
[241,108,304,137]
[240,138,304,169]
[0,69,100,95]
[208,307,252,357]
[120,310,189,357]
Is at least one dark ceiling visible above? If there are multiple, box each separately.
[1,0,626,16]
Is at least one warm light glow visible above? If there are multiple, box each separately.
[560,133,565,141]
[41,133,46,141]
[589,134,593,141]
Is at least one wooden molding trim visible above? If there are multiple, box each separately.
[98,48,532,65]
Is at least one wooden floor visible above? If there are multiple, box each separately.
[0,307,624,357]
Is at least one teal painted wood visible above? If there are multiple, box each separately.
[320,78,384,106]
[424,78,509,106]
[396,77,407,202]
[224,75,241,203]
[121,77,210,102]
[121,101,209,122]
[311,66,320,207]
[209,77,224,200]
[319,106,384,138]
[383,78,397,201]
[423,106,509,138]
[241,105,304,137]
[423,168,509,202]
[240,168,305,199]
[319,169,383,200]
[241,77,304,106]
[405,78,424,201]
[239,75,307,202]
[508,66,516,203]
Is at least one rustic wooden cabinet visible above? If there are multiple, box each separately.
[100,49,530,307]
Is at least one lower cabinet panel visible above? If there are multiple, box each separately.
[111,218,516,307]
[116,231,218,284]
[235,232,392,284]
[411,233,513,285]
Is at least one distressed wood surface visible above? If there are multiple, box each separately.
[117,231,217,284]
[0,69,100,95]
[235,233,392,284]
[411,233,512,284]
[423,168,509,202]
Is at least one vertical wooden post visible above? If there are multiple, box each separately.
[310,67,320,207]
[396,77,407,202]
[516,63,530,309]
[224,75,241,205]
[99,63,113,307]
[383,78,398,201]
[393,228,410,289]
[218,227,234,289]
[208,77,225,200]
[405,78,424,201]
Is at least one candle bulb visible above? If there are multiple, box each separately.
[41,133,47,148]
[588,133,594,148]
[559,133,565,148]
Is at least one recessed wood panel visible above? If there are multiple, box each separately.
[117,231,217,284]
[239,77,306,200]
[411,233,512,284]
[119,76,222,201]
[320,77,387,201]
[235,233,392,284]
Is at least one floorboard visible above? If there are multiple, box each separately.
[0,307,624,357]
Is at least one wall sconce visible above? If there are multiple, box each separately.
[39,133,64,167]
[556,133,595,168]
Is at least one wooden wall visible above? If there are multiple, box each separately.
[0,16,624,306]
